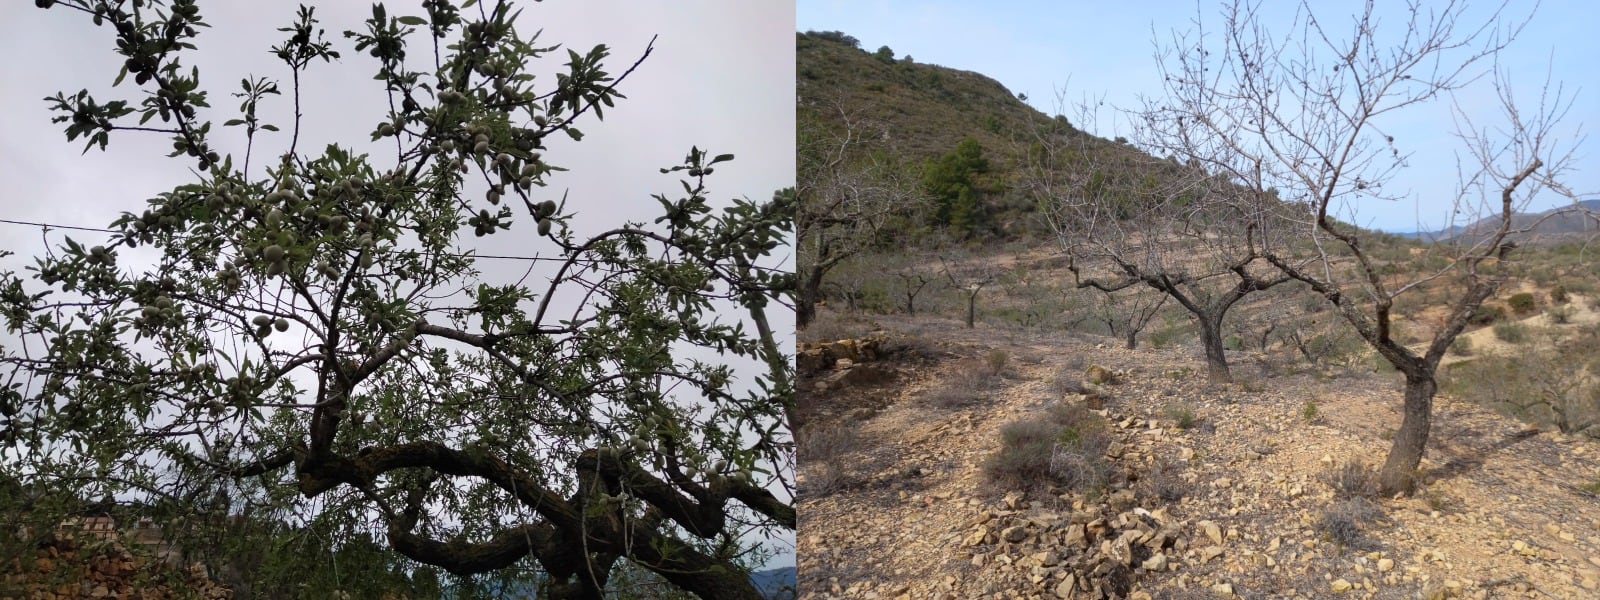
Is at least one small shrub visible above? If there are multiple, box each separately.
[1582,473,1600,496]
[1223,335,1244,351]
[1147,325,1183,348]
[927,370,991,409]
[1421,487,1463,513]
[1468,304,1505,326]
[983,406,1112,495]
[1301,399,1319,422]
[1493,321,1528,344]
[1547,305,1575,325]
[1316,499,1381,549]
[797,422,857,465]
[985,349,1010,376]
[1302,294,1327,314]
[1323,460,1378,499]
[804,461,848,495]
[1163,401,1197,429]
[1137,460,1192,503]
[798,423,858,496]
[1049,404,1112,455]
[1508,292,1538,315]
[1551,284,1571,305]
[1447,335,1473,356]
[982,420,1061,493]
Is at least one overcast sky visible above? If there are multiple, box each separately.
[0,0,794,571]
[799,0,1599,233]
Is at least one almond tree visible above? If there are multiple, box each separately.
[796,102,923,328]
[0,2,793,598]
[1149,0,1582,492]
[1026,106,1290,382]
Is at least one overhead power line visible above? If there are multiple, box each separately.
[0,217,791,272]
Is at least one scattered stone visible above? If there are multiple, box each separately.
[1086,364,1116,385]
[1513,540,1537,557]
[1142,552,1168,572]
[963,527,990,547]
[1064,524,1088,549]
[1002,526,1028,544]
[1109,489,1137,511]
[1331,578,1353,592]
[1003,490,1024,510]
[1199,520,1224,546]
[1377,558,1395,572]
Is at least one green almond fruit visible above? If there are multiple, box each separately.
[273,318,289,332]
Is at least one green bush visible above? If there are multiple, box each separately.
[1562,279,1595,295]
[985,349,1010,376]
[981,405,1111,496]
[1163,401,1198,429]
[1551,284,1571,305]
[1147,324,1185,348]
[1493,321,1528,344]
[1223,335,1244,351]
[1469,304,1505,326]
[1448,335,1473,356]
[1508,292,1537,315]
[1548,305,1576,325]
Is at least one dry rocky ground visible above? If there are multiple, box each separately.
[796,309,1600,600]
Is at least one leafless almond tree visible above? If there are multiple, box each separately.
[797,101,926,328]
[1025,97,1290,383]
[1147,0,1585,493]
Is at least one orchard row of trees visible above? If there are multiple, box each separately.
[799,0,1584,495]
[2,1,791,599]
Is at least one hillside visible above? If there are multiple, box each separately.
[797,30,1404,244]
[797,30,1174,239]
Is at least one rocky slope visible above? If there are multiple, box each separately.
[797,310,1600,599]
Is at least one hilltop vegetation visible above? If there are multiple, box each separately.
[798,29,1167,241]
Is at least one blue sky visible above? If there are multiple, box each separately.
[798,0,1599,232]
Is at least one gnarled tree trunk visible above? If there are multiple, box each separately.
[1378,370,1436,494]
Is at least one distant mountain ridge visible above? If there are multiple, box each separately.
[751,566,797,599]
[1395,199,1600,242]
